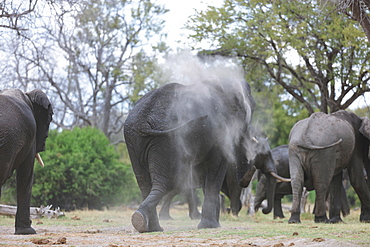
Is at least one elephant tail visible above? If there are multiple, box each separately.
[140,115,208,136]
[298,138,342,150]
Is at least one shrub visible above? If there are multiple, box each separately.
[32,127,140,211]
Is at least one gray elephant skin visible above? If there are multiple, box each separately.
[0,89,53,235]
[159,188,201,220]
[159,163,252,221]
[288,110,370,223]
[124,80,283,233]
[159,137,287,221]
[254,144,350,219]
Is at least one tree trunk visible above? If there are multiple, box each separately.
[0,204,65,219]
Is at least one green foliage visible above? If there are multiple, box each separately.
[352,105,370,118]
[32,127,140,210]
[346,186,361,208]
[0,175,16,205]
[187,0,370,114]
[251,84,309,147]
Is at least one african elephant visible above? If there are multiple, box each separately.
[254,144,350,219]
[159,164,248,221]
[0,89,53,234]
[124,79,286,233]
[159,188,201,220]
[288,110,370,224]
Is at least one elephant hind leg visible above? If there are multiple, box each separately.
[133,188,166,233]
[288,149,304,224]
[347,157,370,222]
[328,173,344,224]
[158,190,177,220]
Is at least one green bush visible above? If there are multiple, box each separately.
[32,127,140,211]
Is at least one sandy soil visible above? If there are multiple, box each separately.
[0,206,366,247]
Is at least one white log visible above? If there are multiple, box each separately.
[0,204,65,219]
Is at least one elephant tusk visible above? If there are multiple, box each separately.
[35,153,45,167]
[252,136,259,143]
[269,172,291,183]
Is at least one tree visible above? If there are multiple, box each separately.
[187,0,370,115]
[0,0,38,32]
[32,127,140,210]
[1,0,168,141]
[335,0,370,44]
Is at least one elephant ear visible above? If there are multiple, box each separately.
[26,89,52,111]
[359,117,370,159]
[360,117,370,140]
[26,89,53,152]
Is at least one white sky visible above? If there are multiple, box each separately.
[156,0,223,50]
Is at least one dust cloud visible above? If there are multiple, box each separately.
[156,50,255,166]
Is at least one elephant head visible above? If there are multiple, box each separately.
[26,89,53,154]
[238,137,290,214]
[359,117,370,158]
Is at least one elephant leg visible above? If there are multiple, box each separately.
[15,156,36,235]
[340,183,350,217]
[288,149,304,224]
[254,175,267,212]
[273,195,285,219]
[198,159,226,229]
[328,173,343,223]
[309,148,338,223]
[131,157,172,232]
[184,189,201,220]
[347,160,370,222]
[158,190,177,220]
[132,188,166,233]
[228,186,242,216]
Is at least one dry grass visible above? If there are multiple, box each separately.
[0,204,370,246]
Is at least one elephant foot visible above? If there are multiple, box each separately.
[328,216,343,224]
[197,218,221,229]
[159,215,173,220]
[314,215,329,223]
[132,211,149,233]
[131,211,163,233]
[360,213,370,223]
[15,227,36,235]
[288,213,301,224]
[159,213,173,221]
[189,211,202,220]
[274,215,285,219]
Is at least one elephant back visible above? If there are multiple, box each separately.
[0,89,36,135]
[124,83,184,135]
[290,112,354,150]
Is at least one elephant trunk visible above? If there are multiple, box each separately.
[239,165,256,187]
[35,153,45,167]
[262,172,276,214]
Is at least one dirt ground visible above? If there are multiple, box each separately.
[0,206,367,247]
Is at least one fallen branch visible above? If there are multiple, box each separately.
[0,204,65,219]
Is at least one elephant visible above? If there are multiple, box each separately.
[0,88,53,235]
[159,188,201,220]
[254,144,350,219]
[288,110,370,224]
[159,163,249,221]
[124,80,287,233]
